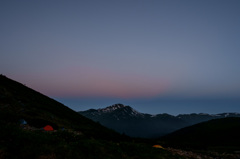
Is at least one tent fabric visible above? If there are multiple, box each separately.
[19,119,27,125]
[43,125,54,131]
[152,145,164,149]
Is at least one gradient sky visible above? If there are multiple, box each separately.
[1,0,240,114]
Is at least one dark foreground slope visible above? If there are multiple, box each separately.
[160,117,240,152]
[0,74,118,139]
[0,75,186,159]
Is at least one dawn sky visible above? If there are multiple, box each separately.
[1,0,240,114]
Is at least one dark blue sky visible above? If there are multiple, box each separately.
[1,0,240,114]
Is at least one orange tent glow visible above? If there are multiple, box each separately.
[43,125,54,131]
[152,145,164,149]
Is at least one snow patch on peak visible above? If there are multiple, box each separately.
[130,108,141,115]
[98,104,126,113]
[97,104,145,117]
[127,107,144,117]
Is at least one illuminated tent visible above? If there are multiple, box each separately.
[152,145,164,149]
[43,125,54,131]
[19,119,27,125]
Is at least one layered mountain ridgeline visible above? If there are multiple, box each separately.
[79,104,240,138]
[0,75,189,159]
[160,117,240,156]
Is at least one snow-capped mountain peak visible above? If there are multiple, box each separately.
[97,104,143,117]
[78,104,144,118]
[98,104,126,113]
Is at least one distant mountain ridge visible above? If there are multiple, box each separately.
[79,104,240,138]
[81,104,144,119]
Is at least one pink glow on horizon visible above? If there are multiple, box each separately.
[20,66,170,99]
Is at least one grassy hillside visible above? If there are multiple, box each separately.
[0,75,120,139]
[1,122,189,159]
[0,75,187,159]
